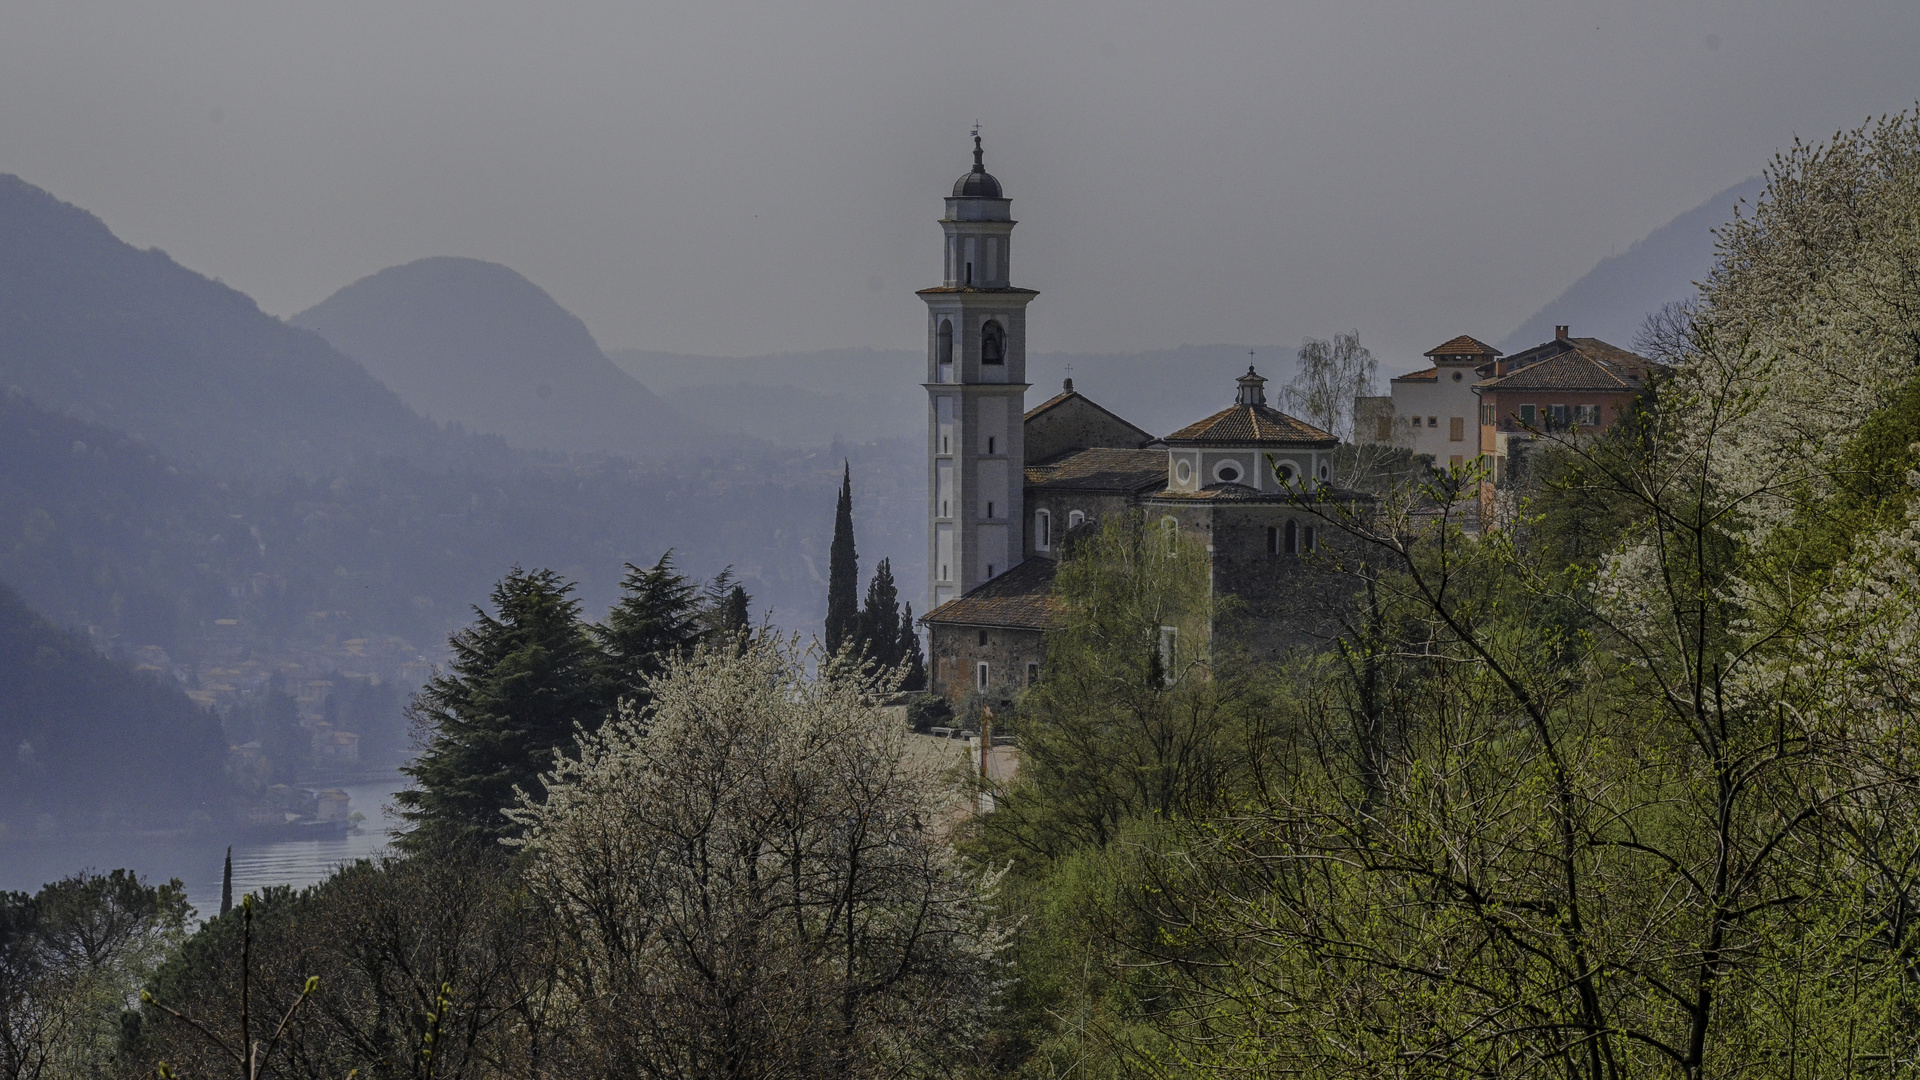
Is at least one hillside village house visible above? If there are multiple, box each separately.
[915,140,1359,705]
[1357,326,1660,502]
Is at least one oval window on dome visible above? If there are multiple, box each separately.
[1217,465,1240,483]
[1175,460,1193,484]
[1274,462,1295,483]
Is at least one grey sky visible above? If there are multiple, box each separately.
[1,2,1914,368]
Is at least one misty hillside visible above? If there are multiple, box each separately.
[0,175,468,478]
[0,578,227,831]
[611,343,1302,447]
[292,258,706,459]
[0,382,921,667]
[1500,176,1765,353]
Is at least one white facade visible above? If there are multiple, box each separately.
[924,141,1038,612]
[1387,361,1481,465]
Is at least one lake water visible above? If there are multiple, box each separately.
[0,775,407,919]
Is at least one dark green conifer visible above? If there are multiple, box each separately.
[824,462,860,655]
[397,567,606,850]
[899,604,928,691]
[600,553,703,701]
[219,847,232,918]
[856,558,903,669]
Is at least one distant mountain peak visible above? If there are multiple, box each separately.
[293,258,705,458]
[1498,175,1764,354]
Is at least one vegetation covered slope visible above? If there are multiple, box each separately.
[0,578,226,831]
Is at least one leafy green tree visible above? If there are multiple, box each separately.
[0,870,190,1080]
[398,567,606,850]
[823,462,859,655]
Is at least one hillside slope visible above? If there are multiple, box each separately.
[0,175,461,477]
[1500,175,1765,353]
[293,258,703,458]
[0,578,227,830]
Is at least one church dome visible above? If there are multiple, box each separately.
[952,135,1004,198]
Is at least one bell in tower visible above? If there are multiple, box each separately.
[921,136,1040,612]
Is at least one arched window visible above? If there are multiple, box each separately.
[1284,519,1299,555]
[1036,510,1052,551]
[1067,510,1085,529]
[1304,525,1317,552]
[981,321,1005,365]
[1161,516,1179,549]
[937,320,953,369]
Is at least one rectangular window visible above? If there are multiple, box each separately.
[1550,404,1570,431]
[1428,416,1438,429]
[985,501,995,518]
[976,661,989,692]
[1450,454,1464,467]
[1411,416,1422,428]
[1026,662,1039,686]
[1519,404,1537,428]
[1158,626,1178,686]
[1303,526,1317,552]
[1449,417,1465,441]
[1036,511,1051,550]
[1267,525,1279,555]
[987,436,996,455]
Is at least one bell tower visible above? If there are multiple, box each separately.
[922,135,1039,612]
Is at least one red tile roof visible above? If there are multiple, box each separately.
[1391,366,1440,383]
[1025,447,1166,493]
[1163,403,1338,448]
[1425,335,1502,358]
[921,558,1063,631]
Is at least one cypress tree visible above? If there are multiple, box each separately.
[824,462,860,655]
[219,847,232,917]
[899,604,928,691]
[397,567,606,850]
[601,553,703,701]
[857,558,903,668]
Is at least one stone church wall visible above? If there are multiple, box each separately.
[929,623,1047,709]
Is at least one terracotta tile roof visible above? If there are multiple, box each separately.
[1477,337,1661,392]
[1023,387,1157,446]
[1025,447,1166,493]
[921,558,1063,631]
[1163,403,1338,448]
[1425,335,1502,358]
[1391,366,1440,383]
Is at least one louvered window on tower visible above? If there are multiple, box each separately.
[981,321,1005,364]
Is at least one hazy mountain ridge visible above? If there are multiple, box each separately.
[610,343,1303,447]
[292,258,709,459]
[0,174,478,478]
[1500,176,1765,354]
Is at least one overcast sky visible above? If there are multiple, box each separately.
[2,2,1914,367]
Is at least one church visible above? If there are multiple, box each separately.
[917,139,1358,706]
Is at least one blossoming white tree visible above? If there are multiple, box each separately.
[508,635,1006,1080]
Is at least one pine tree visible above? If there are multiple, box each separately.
[601,553,703,701]
[398,567,607,850]
[824,461,860,655]
[856,558,903,669]
[899,604,928,691]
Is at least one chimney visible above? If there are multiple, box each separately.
[1494,357,1508,377]
[1555,325,1570,341]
